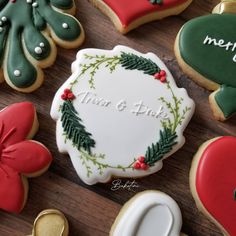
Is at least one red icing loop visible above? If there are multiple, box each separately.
[0,102,35,146]
[2,140,51,174]
[0,102,52,213]
[196,137,236,235]
[103,0,188,26]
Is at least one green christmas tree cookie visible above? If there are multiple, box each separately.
[0,0,84,92]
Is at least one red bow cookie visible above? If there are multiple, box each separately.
[89,0,192,33]
[0,102,52,213]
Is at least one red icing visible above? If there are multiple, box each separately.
[0,102,52,213]
[196,137,236,235]
[103,0,189,26]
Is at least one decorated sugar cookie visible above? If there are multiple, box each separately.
[89,0,192,34]
[28,209,69,236]
[0,0,84,92]
[190,136,236,236]
[175,0,236,121]
[0,102,52,213]
[110,190,184,236]
[51,46,194,185]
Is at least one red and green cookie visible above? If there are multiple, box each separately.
[89,0,192,34]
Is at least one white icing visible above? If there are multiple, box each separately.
[32,2,38,7]
[62,23,69,29]
[26,0,32,3]
[111,191,182,236]
[39,42,45,47]
[51,46,195,185]
[14,70,21,77]
[35,46,42,54]
[203,35,236,61]
[1,16,7,22]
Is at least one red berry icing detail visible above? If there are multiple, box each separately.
[141,163,148,170]
[160,76,166,83]
[67,93,75,100]
[61,88,75,101]
[134,162,141,169]
[160,70,166,76]
[61,94,67,100]
[64,88,71,95]
[154,73,160,79]
[138,156,145,163]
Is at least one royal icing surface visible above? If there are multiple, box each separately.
[195,137,236,235]
[0,0,82,90]
[0,102,52,213]
[31,209,68,236]
[103,0,189,27]
[111,191,182,236]
[178,11,236,118]
[51,46,194,185]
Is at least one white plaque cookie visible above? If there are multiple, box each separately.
[51,46,195,185]
[110,190,183,236]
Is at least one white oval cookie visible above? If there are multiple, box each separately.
[110,190,183,236]
[51,46,195,185]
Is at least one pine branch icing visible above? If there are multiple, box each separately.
[56,48,193,180]
[60,89,95,154]
[71,52,167,89]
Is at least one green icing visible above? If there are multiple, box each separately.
[149,0,163,4]
[75,52,161,89]
[179,13,236,88]
[0,0,82,89]
[50,0,73,9]
[215,85,236,118]
[179,13,236,117]
[37,1,81,42]
[145,128,177,166]
[7,26,37,88]
[61,99,96,154]
[120,52,161,75]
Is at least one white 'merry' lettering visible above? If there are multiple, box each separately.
[77,91,111,107]
[131,100,168,119]
[203,35,236,62]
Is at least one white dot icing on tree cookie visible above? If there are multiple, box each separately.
[110,191,183,236]
[32,2,38,7]
[62,23,69,29]
[14,70,21,77]
[50,46,195,185]
[34,46,42,54]
[1,16,7,22]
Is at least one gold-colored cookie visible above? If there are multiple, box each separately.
[213,0,236,14]
[29,209,69,236]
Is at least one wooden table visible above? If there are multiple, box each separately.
[0,0,230,235]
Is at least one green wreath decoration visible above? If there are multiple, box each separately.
[59,52,191,177]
